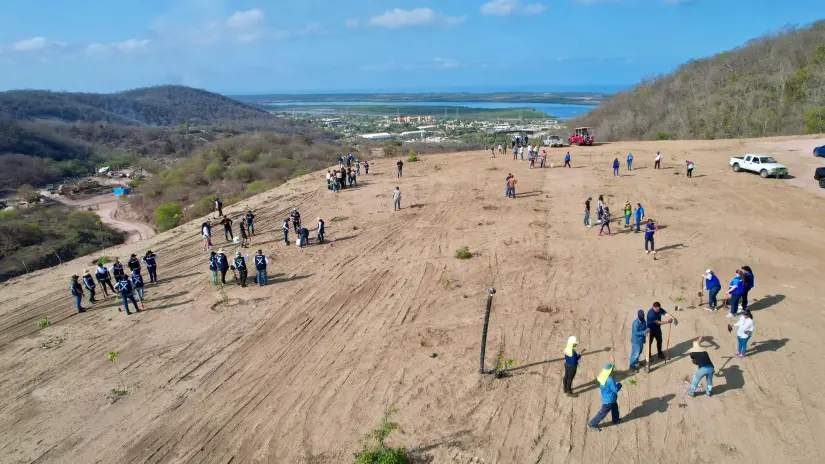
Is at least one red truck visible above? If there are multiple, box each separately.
[569,127,595,146]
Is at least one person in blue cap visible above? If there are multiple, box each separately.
[587,363,622,431]
[630,309,649,370]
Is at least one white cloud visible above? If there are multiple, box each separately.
[13,37,50,52]
[226,9,264,29]
[367,8,465,29]
[481,1,547,16]
[85,39,152,56]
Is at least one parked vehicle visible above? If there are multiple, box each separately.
[543,135,565,147]
[569,127,594,146]
[729,154,789,178]
[816,167,825,188]
[814,145,825,157]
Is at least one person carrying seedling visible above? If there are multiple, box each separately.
[114,273,140,315]
[82,270,97,304]
[587,363,622,431]
[70,275,86,313]
[629,309,649,370]
[95,263,115,297]
[234,251,248,287]
[127,253,141,275]
[688,337,714,397]
[129,270,147,311]
[623,201,632,228]
[143,250,158,283]
[563,336,584,397]
[647,302,677,361]
[254,249,269,286]
[283,218,290,245]
[703,269,721,310]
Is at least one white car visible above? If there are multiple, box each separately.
[543,135,565,147]
[729,154,789,178]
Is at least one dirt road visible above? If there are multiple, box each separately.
[44,191,156,243]
[3,135,825,463]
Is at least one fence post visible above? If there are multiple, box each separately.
[479,287,497,374]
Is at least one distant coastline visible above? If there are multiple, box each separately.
[234,92,606,106]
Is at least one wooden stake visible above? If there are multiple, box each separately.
[645,332,650,373]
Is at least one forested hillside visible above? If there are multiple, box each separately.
[574,20,825,141]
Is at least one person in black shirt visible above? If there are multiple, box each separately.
[364,161,369,175]
[114,275,140,315]
[688,337,714,397]
[95,264,115,297]
[234,252,248,287]
[215,249,230,284]
[239,222,249,248]
[82,270,97,303]
[143,250,158,283]
[245,210,256,235]
[127,254,141,275]
[291,208,301,233]
[317,217,325,244]
[221,216,234,242]
[70,275,86,313]
[397,159,404,178]
[112,259,126,281]
[209,251,218,285]
[253,250,268,286]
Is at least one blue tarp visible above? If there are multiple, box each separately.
[113,188,130,196]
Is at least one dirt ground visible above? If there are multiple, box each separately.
[2,135,824,464]
[42,190,157,243]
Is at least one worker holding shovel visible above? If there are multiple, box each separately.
[647,302,678,363]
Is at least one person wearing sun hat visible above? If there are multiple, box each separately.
[563,336,584,397]
[82,269,97,304]
[70,275,86,313]
[215,248,230,284]
[587,363,623,431]
[630,309,649,370]
[688,336,714,397]
[703,268,721,310]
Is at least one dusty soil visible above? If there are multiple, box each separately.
[2,135,825,464]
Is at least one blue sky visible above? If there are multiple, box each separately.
[0,0,820,94]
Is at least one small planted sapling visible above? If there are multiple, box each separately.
[38,316,51,329]
[107,350,128,396]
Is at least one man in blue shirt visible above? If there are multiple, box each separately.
[630,310,649,370]
[564,152,571,168]
[634,203,645,232]
[644,219,657,254]
[647,302,677,361]
[726,269,746,318]
[741,265,754,311]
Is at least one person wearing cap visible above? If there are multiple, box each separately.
[291,208,301,233]
[732,310,755,358]
[215,249,230,284]
[82,270,97,304]
[704,269,721,310]
[143,250,158,283]
[688,337,714,397]
[114,273,140,315]
[112,258,126,282]
[70,275,86,313]
[630,309,649,370]
[234,251,248,287]
[563,336,584,397]
[584,197,592,227]
[741,265,755,312]
[726,269,745,318]
[587,363,622,431]
[317,217,325,244]
[647,302,677,361]
[282,218,290,245]
[253,250,269,286]
[208,251,218,285]
[95,263,115,297]
[127,254,141,275]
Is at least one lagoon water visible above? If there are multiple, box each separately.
[266,101,594,120]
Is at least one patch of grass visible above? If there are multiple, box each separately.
[444,279,452,290]
[110,388,129,396]
[96,255,111,265]
[354,408,406,464]
[455,246,472,260]
[664,205,676,210]
[629,378,639,386]
[487,167,498,171]
[407,155,419,162]
[331,216,348,222]
[38,316,51,329]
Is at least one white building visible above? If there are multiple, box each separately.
[359,132,394,140]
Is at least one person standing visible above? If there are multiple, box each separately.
[507,175,517,199]
[356,160,361,175]
[393,186,402,211]
[741,265,755,311]
[598,206,612,236]
[253,250,268,286]
[129,270,147,311]
[597,195,605,221]
[215,249,230,284]
[221,215,233,242]
[512,145,518,160]
[491,145,495,157]
[584,197,592,227]
[209,251,218,285]
[338,155,345,168]
[519,145,524,161]
[82,270,97,304]
[317,217,325,244]
[71,275,86,313]
[686,160,695,177]
[364,160,369,175]
[654,152,662,169]
[529,150,536,169]
[245,210,256,235]
[726,269,746,318]
[234,252,248,287]
[95,263,115,297]
[540,149,547,168]
[644,219,658,254]
[563,336,583,397]
[612,158,620,177]
[215,197,223,217]
[704,269,722,310]
[112,258,126,282]
[282,218,290,245]
[336,169,345,189]
[688,338,714,397]
[634,203,645,233]
[127,254,141,275]
[564,152,571,168]
[350,167,357,186]
[629,310,649,370]
[397,159,404,178]
[623,201,632,228]
[587,364,622,431]
[498,144,503,154]
[114,274,140,315]
[627,153,634,171]
[732,310,755,358]
[143,250,158,283]
[291,208,301,233]
[647,302,677,361]
[239,222,249,248]
[202,221,212,251]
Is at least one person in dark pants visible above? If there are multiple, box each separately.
[114,276,140,315]
[70,275,86,313]
[95,263,115,297]
[143,250,158,283]
[629,309,649,370]
[741,265,754,311]
[221,216,233,241]
[254,250,268,286]
[726,269,746,318]
[239,222,249,248]
[82,270,97,303]
[209,251,218,285]
[291,208,301,233]
[704,269,721,310]
[215,249,230,284]
[397,159,403,178]
[282,218,290,245]
[564,152,571,167]
[234,251,248,287]
[644,219,658,254]
[364,161,369,175]
[245,210,255,235]
[215,197,223,217]
[112,259,126,282]
[588,364,622,431]
[129,271,147,310]
[647,302,677,361]
[298,227,309,248]
[127,254,141,275]
[317,217,325,244]
[563,336,583,397]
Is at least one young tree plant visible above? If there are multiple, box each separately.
[107,350,128,396]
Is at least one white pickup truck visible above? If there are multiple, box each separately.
[729,154,789,178]
[542,135,565,147]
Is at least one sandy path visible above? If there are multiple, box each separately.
[3,135,825,464]
[44,191,157,243]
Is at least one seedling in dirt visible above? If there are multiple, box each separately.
[38,316,51,329]
[444,279,452,290]
[354,408,406,464]
[455,246,472,260]
[628,378,639,386]
[487,167,498,171]
[107,350,128,397]
[675,296,683,303]
[495,359,516,378]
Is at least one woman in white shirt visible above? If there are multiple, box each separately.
[733,310,755,358]
[654,152,662,169]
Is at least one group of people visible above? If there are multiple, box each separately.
[329,154,368,192]
[208,248,269,287]
[583,196,657,252]
[70,250,159,315]
[201,210,257,251]
[702,266,755,318]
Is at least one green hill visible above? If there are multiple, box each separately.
[574,20,825,141]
